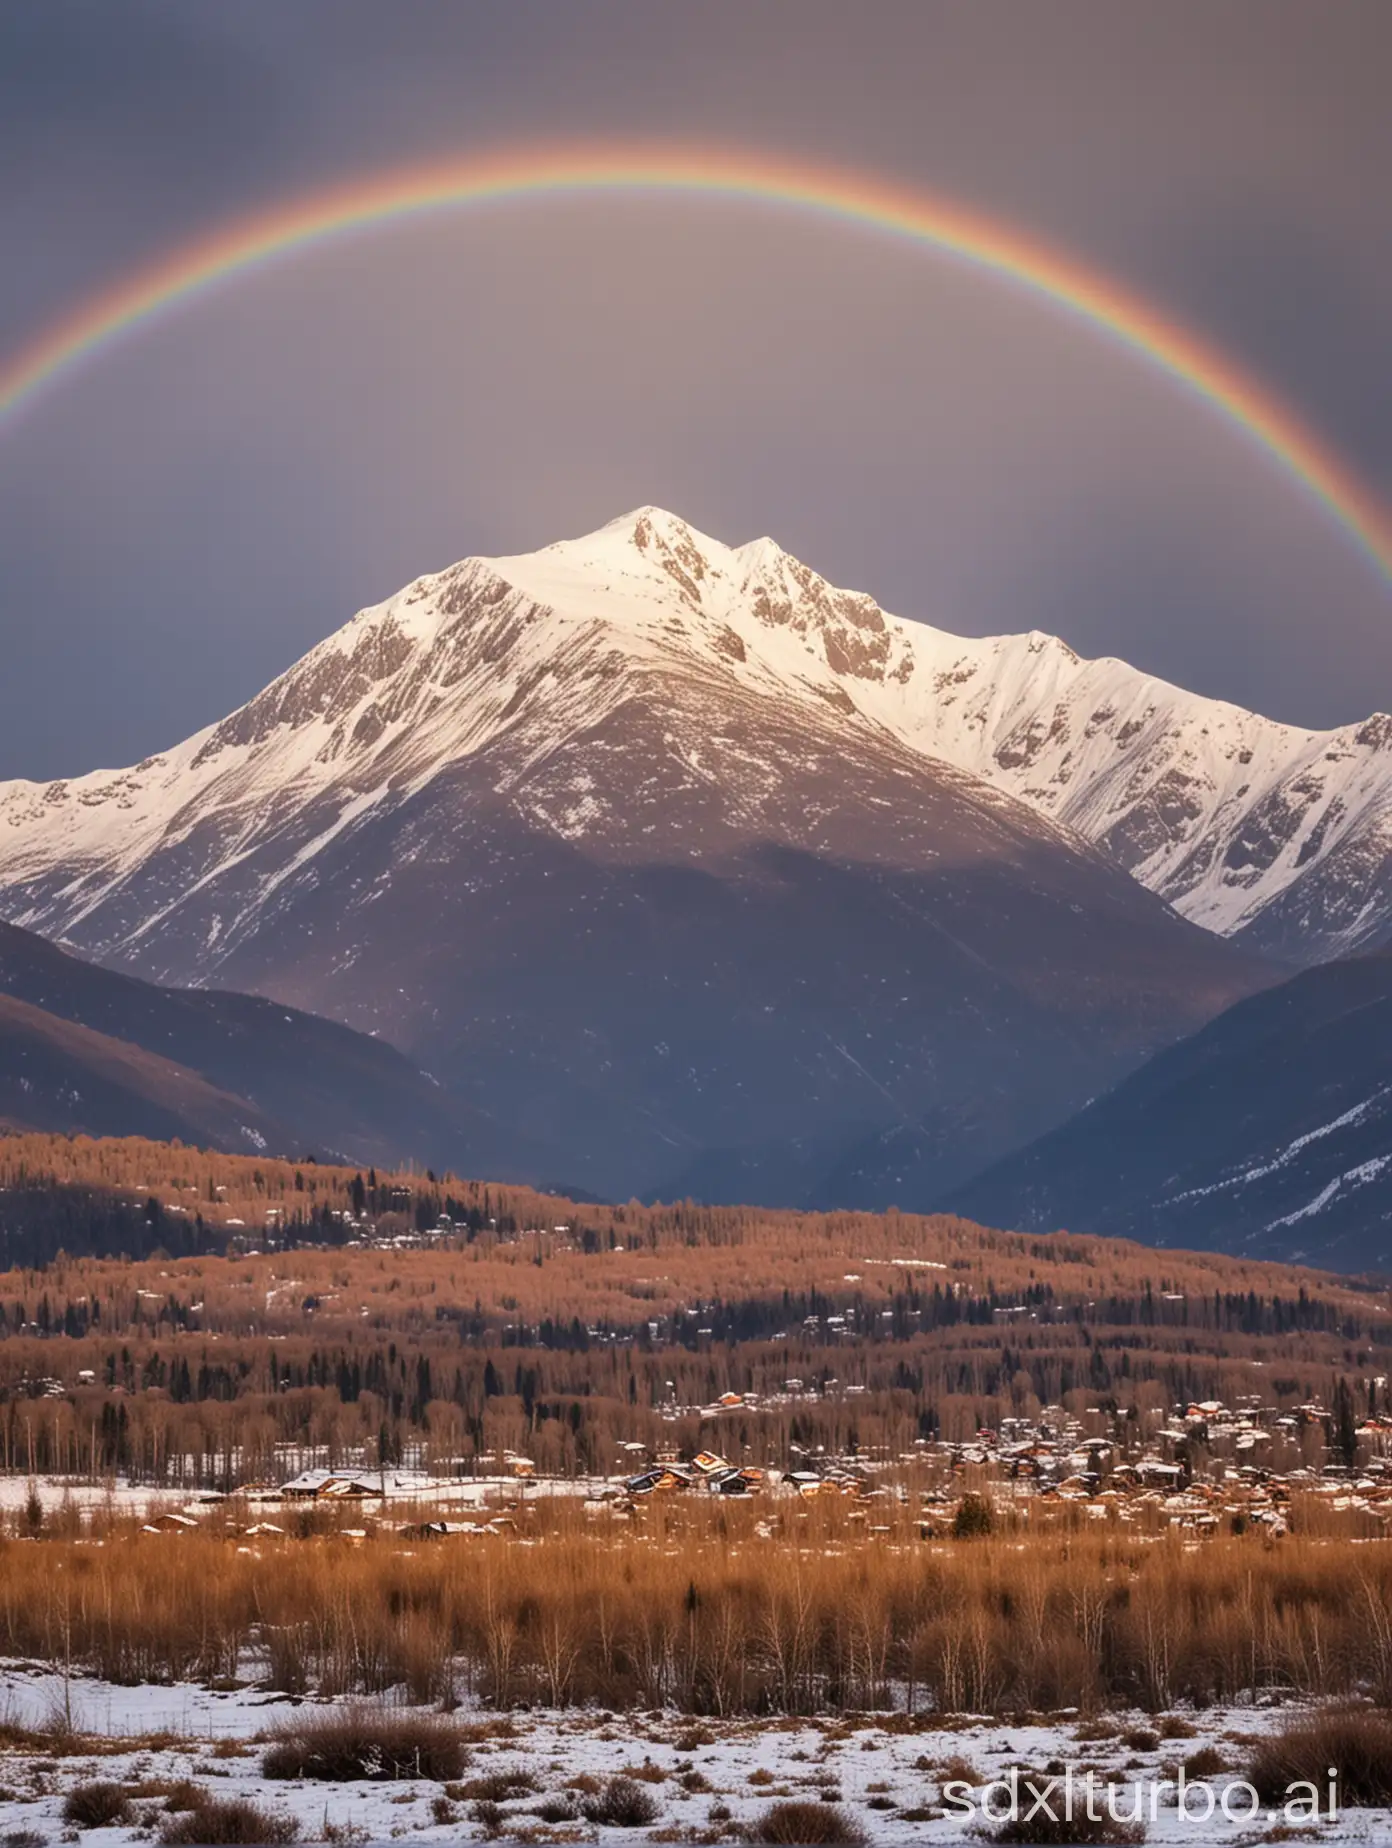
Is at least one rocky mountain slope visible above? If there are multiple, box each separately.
[949,950,1392,1272]
[873,627,1392,966]
[0,919,546,1176]
[0,510,1269,1203]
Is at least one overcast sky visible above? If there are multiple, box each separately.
[1,1,1389,779]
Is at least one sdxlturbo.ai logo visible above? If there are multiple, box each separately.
[942,1765,1340,1828]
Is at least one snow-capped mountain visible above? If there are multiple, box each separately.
[726,531,1392,966]
[3,505,1388,967]
[0,508,1267,1203]
[871,627,1392,965]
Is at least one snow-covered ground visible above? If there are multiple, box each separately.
[0,1473,590,1521]
[0,1662,1378,1844]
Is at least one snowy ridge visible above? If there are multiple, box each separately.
[1167,1087,1392,1207]
[1,504,1390,966]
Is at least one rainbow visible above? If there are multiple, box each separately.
[2,141,1389,585]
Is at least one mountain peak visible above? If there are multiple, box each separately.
[543,505,727,570]
[3,508,1392,970]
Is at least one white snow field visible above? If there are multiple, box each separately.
[0,1660,1382,1845]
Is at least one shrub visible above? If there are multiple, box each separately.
[746,1801,868,1844]
[126,1778,207,1813]
[456,1768,540,1802]
[1248,1706,1392,1807]
[953,1494,994,1539]
[1122,1729,1158,1753]
[159,1797,299,1844]
[622,1759,668,1783]
[469,1799,504,1837]
[988,1801,1144,1845]
[160,1781,209,1813]
[532,1795,579,1823]
[1073,1720,1119,1743]
[1181,1746,1228,1778]
[62,1781,132,1829]
[1157,1717,1197,1740]
[261,1705,468,1782]
[580,1775,662,1827]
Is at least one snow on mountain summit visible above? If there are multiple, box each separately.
[0,504,1390,968]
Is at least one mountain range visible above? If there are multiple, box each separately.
[951,949,1392,1273]
[0,506,1387,1215]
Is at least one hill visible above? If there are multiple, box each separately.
[0,993,295,1153]
[0,1130,1387,1480]
[949,950,1392,1270]
[0,919,548,1177]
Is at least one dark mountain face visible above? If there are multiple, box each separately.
[0,920,549,1176]
[56,676,1268,1204]
[0,990,294,1151]
[947,951,1392,1273]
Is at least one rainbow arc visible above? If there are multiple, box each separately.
[0,142,1388,585]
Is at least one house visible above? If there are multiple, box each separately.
[711,1467,763,1496]
[624,1465,693,1495]
[319,1476,383,1500]
[143,1512,199,1534]
[279,1468,383,1500]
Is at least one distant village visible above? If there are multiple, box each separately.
[51,1383,1392,1542]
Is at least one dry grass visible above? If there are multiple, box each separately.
[532,1794,580,1823]
[986,1809,1144,1845]
[260,1705,468,1782]
[157,1793,299,1844]
[1180,1745,1228,1778]
[454,1768,540,1802]
[2,1518,1392,1717]
[1157,1716,1196,1740]
[578,1775,663,1826]
[1247,1706,1392,1807]
[746,1800,868,1844]
[61,1781,132,1828]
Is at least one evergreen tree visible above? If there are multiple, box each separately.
[1332,1376,1358,1468]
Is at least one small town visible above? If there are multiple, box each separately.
[11,1387,1390,1545]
